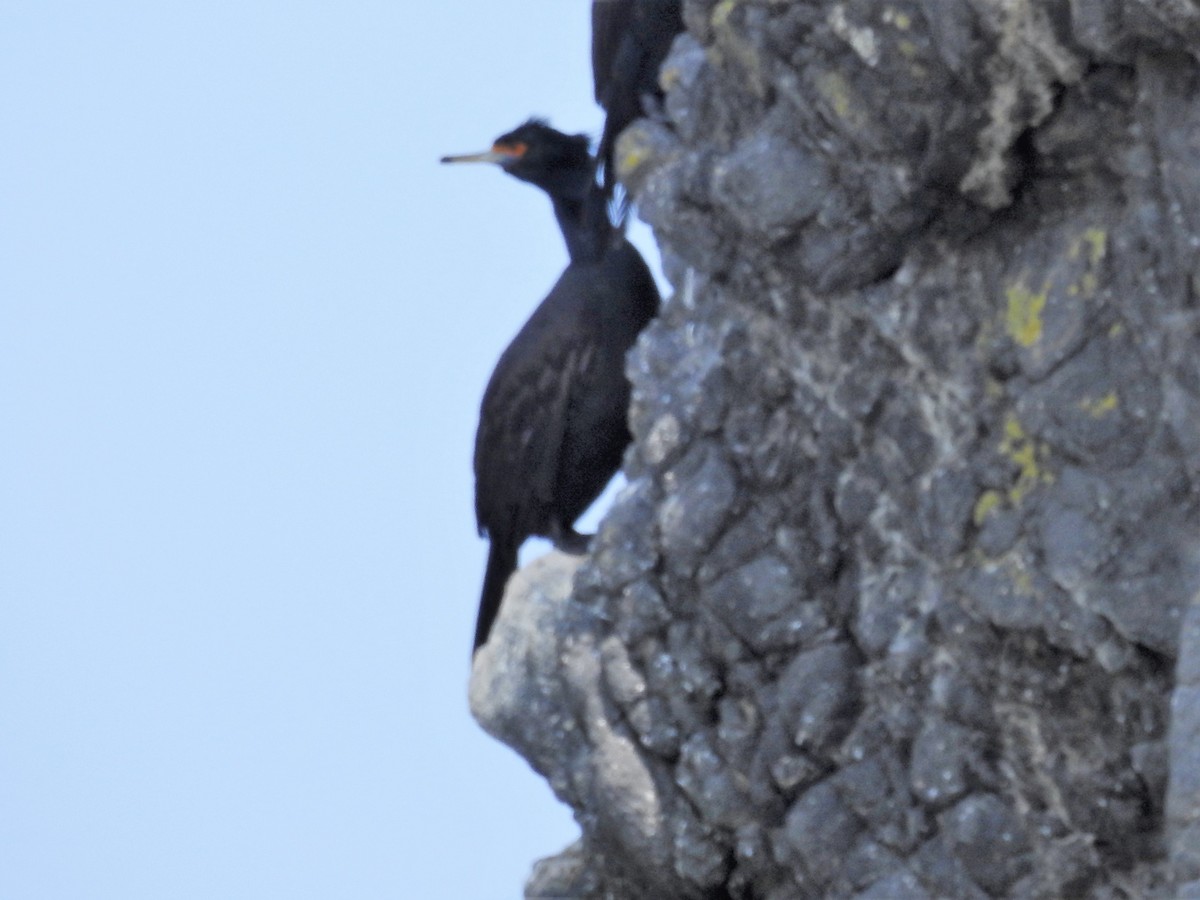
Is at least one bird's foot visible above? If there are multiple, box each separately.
[549,524,592,556]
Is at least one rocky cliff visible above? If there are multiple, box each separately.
[472,2,1200,896]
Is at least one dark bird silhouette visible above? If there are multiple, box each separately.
[591,0,684,199]
[441,120,660,652]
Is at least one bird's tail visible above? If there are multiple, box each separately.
[474,538,518,654]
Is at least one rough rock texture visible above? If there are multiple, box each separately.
[470,2,1200,897]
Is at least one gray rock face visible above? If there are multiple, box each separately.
[470,2,1200,896]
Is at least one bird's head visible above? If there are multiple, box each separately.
[441,119,595,201]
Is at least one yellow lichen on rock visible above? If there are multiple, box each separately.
[1000,413,1053,504]
[1005,277,1048,347]
[615,132,651,180]
[973,489,1003,525]
[1067,227,1107,297]
[817,70,854,120]
[1078,391,1118,418]
[973,413,1054,528]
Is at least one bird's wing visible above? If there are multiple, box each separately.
[473,283,593,535]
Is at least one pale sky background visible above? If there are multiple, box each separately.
[1,3,667,898]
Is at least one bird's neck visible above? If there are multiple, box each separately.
[551,190,613,263]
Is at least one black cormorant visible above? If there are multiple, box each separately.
[441,120,660,652]
[591,0,684,199]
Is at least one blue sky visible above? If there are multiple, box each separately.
[1,3,664,897]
